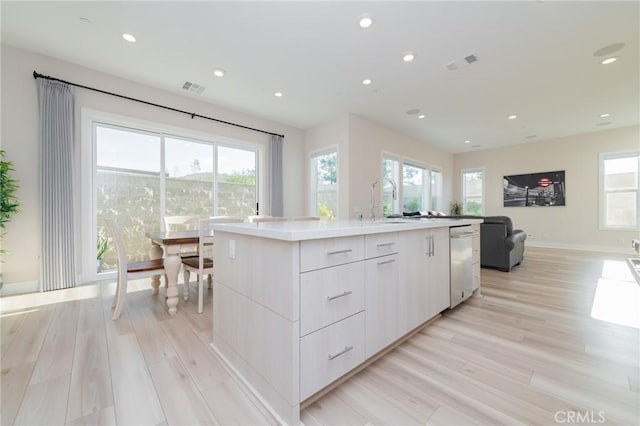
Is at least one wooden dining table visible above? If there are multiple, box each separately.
[145,230,202,315]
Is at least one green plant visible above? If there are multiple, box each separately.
[449,200,462,216]
[0,150,20,253]
[96,233,110,260]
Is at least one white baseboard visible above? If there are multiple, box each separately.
[0,279,39,296]
[526,241,636,255]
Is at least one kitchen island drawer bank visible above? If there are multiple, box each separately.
[211,218,483,425]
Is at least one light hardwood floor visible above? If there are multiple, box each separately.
[1,247,639,425]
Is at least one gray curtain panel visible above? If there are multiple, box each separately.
[270,134,284,216]
[38,79,76,291]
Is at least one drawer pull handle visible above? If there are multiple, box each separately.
[377,259,396,266]
[327,249,353,256]
[376,242,395,247]
[328,345,354,360]
[327,290,353,301]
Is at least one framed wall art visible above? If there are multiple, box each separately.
[503,170,566,207]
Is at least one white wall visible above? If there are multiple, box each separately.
[1,45,305,287]
[348,114,454,220]
[453,125,640,252]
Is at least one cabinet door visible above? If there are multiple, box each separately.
[365,254,399,358]
[425,227,451,318]
[397,230,430,334]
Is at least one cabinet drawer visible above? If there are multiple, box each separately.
[300,312,365,400]
[300,236,365,272]
[365,232,398,259]
[300,262,365,336]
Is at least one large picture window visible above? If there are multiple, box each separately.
[84,112,262,281]
[382,154,442,216]
[600,151,640,229]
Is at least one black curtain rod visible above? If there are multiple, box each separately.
[33,71,285,138]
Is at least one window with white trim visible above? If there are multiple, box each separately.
[462,168,484,216]
[310,148,338,219]
[83,112,263,281]
[600,151,640,229]
[382,154,443,215]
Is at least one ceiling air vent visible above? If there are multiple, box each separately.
[182,81,206,94]
[443,53,478,71]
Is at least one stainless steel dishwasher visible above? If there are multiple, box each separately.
[450,225,474,308]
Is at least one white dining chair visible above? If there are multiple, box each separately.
[181,217,217,313]
[104,218,165,320]
[247,215,287,223]
[290,216,321,221]
[181,216,243,302]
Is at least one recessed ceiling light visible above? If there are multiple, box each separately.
[122,33,136,43]
[406,109,420,115]
[464,140,471,144]
[508,114,518,120]
[403,53,415,62]
[274,92,283,97]
[359,15,373,28]
[362,79,372,85]
[418,114,425,119]
[212,69,225,78]
[79,17,91,24]
[601,57,618,65]
[599,113,611,118]
[525,135,537,139]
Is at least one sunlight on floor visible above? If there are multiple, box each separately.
[591,260,640,329]
[0,278,152,313]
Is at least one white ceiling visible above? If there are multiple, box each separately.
[2,1,639,153]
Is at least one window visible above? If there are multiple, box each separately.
[310,148,338,219]
[382,154,442,215]
[600,152,640,229]
[84,112,263,281]
[462,169,484,215]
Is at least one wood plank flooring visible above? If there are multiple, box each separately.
[1,247,639,425]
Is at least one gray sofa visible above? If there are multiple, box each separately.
[480,216,527,272]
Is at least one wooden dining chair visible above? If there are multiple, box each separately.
[104,218,165,320]
[181,217,217,313]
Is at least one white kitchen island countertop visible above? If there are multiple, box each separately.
[212,217,483,241]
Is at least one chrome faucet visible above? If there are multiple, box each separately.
[370,177,397,220]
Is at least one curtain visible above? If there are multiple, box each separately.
[38,79,76,291]
[270,134,284,216]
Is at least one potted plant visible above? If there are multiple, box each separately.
[1,149,20,249]
[449,200,463,216]
[96,233,110,272]
[0,150,20,288]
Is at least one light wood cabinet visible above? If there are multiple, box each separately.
[471,223,481,292]
[300,312,365,400]
[300,262,365,337]
[397,227,450,332]
[212,219,481,425]
[365,253,400,357]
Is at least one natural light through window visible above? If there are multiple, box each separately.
[590,260,640,328]
[600,151,640,229]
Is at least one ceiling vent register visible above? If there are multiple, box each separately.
[182,81,206,94]
[443,53,478,71]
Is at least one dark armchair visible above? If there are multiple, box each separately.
[480,216,527,272]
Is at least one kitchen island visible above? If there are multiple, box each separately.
[211,218,482,425]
